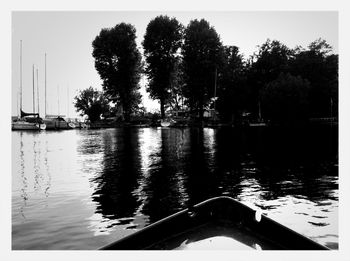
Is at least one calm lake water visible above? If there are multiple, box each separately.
[12,125,338,250]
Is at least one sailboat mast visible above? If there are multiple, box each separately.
[67,85,69,118]
[37,68,39,115]
[20,40,22,115]
[57,85,60,116]
[33,64,35,113]
[45,53,47,117]
[17,92,19,117]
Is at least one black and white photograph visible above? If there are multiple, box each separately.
[2,0,350,260]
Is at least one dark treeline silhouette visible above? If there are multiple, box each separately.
[75,16,338,125]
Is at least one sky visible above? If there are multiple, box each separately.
[11,11,338,118]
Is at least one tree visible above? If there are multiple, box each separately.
[247,39,293,118]
[92,23,142,122]
[167,56,186,112]
[289,38,338,118]
[261,73,310,125]
[74,87,110,122]
[216,45,247,123]
[182,19,224,120]
[143,15,183,118]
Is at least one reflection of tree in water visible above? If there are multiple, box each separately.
[181,128,217,206]
[91,128,141,219]
[241,125,338,202]
[214,127,247,198]
[140,128,189,224]
[89,125,338,227]
[195,125,338,204]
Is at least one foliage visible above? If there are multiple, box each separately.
[216,45,247,122]
[167,56,186,112]
[89,15,337,126]
[92,23,142,122]
[182,19,224,119]
[74,87,110,122]
[247,39,293,118]
[142,15,184,118]
[289,38,338,118]
[261,73,310,125]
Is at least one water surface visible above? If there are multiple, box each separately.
[12,126,338,249]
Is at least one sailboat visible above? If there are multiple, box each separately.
[12,110,46,130]
[43,80,75,130]
[12,41,46,131]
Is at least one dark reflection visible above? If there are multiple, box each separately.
[243,125,338,202]
[182,128,218,205]
[92,128,142,219]
[214,127,249,197]
[88,124,337,232]
[140,128,189,223]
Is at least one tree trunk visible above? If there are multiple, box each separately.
[198,97,204,125]
[121,102,131,123]
[160,98,165,119]
[124,104,131,123]
[118,105,125,121]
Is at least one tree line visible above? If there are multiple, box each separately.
[74,15,338,125]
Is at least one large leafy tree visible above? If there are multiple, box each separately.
[142,15,183,118]
[216,45,247,123]
[92,23,142,122]
[182,19,224,120]
[166,56,186,112]
[247,39,293,118]
[74,87,110,122]
[261,73,310,125]
[289,38,338,118]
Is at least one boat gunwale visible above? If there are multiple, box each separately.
[100,196,330,250]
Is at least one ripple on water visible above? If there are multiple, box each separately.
[12,127,338,249]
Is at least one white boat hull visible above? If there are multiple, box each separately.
[12,121,46,130]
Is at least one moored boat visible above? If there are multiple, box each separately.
[12,119,45,130]
[44,115,75,130]
[12,110,46,131]
[12,41,46,131]
[100,196,329,250]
